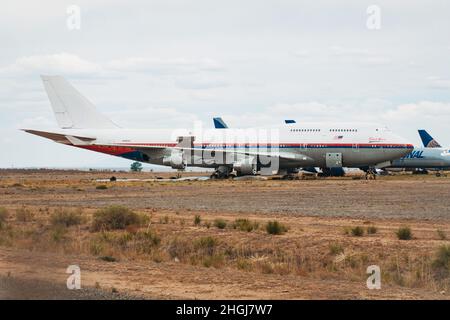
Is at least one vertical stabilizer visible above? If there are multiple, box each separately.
[41,75,119,129]
[213,117,228,129]
[418,129,441,148]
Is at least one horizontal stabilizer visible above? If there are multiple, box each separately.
[23,129,95,145]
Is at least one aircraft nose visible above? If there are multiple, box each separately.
[391,132,411,145]
[393,134,414,155]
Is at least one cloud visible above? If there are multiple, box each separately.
[267,101,379,123]
[0,53,103,77]
[174,75,229,90]
[106,57,224,75]
[224,100,450,130]
[427,76,450,90]
[328,46,392,66]
[292,50,310,58]
[0,53,224,79]
[108,106,200,128]
[1,1,450,167]
[16,116,56,129]
[382,101,450,121]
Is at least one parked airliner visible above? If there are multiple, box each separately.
[23,76,413,178]
[387,130,450,175]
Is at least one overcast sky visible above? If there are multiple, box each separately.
[1,0,450,168]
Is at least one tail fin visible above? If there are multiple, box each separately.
[418,129,441,148]
[213,117,228,129]
[41,75,119,129]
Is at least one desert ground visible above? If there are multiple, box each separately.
[0,169,450,299]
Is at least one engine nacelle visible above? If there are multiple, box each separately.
[163,152,186,170]
[233,157,257,175]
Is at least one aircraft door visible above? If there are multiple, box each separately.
[176,136,195,165]
[326,153,342,168]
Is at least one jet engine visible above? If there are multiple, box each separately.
[163,151,186,170]
[233,157,257,175]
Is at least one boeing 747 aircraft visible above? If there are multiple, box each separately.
[23,76,413,178]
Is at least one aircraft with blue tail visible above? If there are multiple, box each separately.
[387,130,450,172]
[418,129,442,148]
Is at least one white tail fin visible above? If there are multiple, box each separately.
[41,75,119,129]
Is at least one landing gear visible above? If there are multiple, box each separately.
[280,168,299,180]
[318,167,345,177]
[412,168,428,175]
[364,168,377,180]
[210,166,232,179]
[281,174,297,180]
[435,171,447,177]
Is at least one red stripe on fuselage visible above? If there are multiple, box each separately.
[69,142,413,158]
[76,145,137,156]
[113,142,414,148]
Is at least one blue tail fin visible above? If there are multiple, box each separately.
[418,129,441,148]
[284,119,296,124]
[213,117,228,129]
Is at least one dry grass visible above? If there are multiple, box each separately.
[396,226,413,240]
[265,221,287,235]
[367,226,378,235]
[232,218,259,232]
[0,203,449,294]
[437,229,447,240]
[15,207,34,222]
[89,229,161,259]
[3,170,450,298]
[91,206,147,231]
[50,208,84,227]
[350,226,364,237]
[213,219,227,229]
[0,207,8,229]
[432,245,450,278]
[329,242,344,255]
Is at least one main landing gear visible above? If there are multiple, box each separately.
[210,166,233,179]
[435,170,447,177]
[364,168,377,180]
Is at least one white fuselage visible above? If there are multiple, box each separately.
[34,122,413,171]
[26,76,414,174]
[389,147,450,169]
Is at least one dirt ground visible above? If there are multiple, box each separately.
[1,169,450,220]
[0,169,449,299]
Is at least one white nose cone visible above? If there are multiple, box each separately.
[390,133,414,158]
